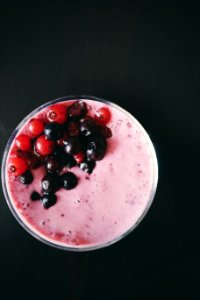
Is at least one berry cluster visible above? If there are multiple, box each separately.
[8,101,112,209]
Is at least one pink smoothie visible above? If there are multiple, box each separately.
[4,98,158,250]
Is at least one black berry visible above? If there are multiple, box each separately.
[67,121,80,137]
[98,126,112,138]
[45,155,61,173]
[53,146,77,168]
[60,172,78,190]
[41,193,57,209]
[44,122,63,141]
[68,101,87,119]
[64,137,81,155]
[31,191,41,201]
[41,173,60,193]
[86,136,107,161]
[79,117,97,137]
[61,153,77,168]
[53,145,66,157]
[79,160,96,174]
[19,170,34,184]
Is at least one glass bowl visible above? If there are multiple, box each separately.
[1,95,158,251]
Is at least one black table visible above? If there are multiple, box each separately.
[0,1,199,299]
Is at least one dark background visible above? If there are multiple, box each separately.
[0,1,199,299]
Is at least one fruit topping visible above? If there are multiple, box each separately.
[67,121,80,137]
[16,151,41,169]
[16,134,32,151]
[61,153,77,168]
[68,101,87,118]
[47,104,67,124]
[79,117,97,136]
[41,193,57,209]
[86,136,107,161]
[60,172,78,190]
[53,145,66,157]
[56,132,69,146]
[9,101,113,209]
[64,137,81,155]
[79,159,96,174]
[19,170,34,184]
[45,155,61,173]
[31,191,41,201]
[74,152,84,164]
[28,119,44,137]
[95,107,111,125]
[44,122,63,141]
[98,125,112,138]
[29,155,42,169]
[35,135,54,156]
[8,157,28,176]
[41,173,60,193]
[53,146,77,168]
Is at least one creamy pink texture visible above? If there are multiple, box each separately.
[5,99,156,249]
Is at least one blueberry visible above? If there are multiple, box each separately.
[19,170,34,184]
[41,193,57,209]
[31,191,41,201]
[41,173,60,193]
[53,145,66,157]
[45,155,61,173]
[61,153,77,168]
[86,136,107,161]
[79,160,96,174]
[68,101,87,119]
[79,117,97,137]
[53,146,77,168]
[44,122,63,141]
[60,172,78,190]
[64,137,81,155]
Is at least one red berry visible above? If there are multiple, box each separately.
[10,144,19,157]
[95,107,111,125]
[8,157,28,176]
[28,119,44,137]
[16,134,32,151]
[47,104,67,124]
[35,135,54,156]
[18,151,41,169]
[74,152,84,164]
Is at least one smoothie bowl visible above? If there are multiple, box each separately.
[1,95,158,251]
